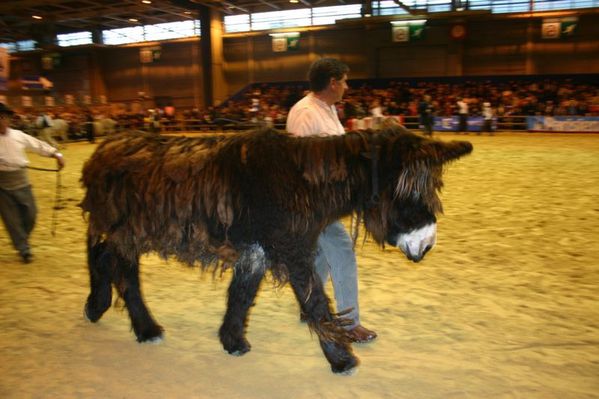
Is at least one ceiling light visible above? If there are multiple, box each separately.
[390,19,427,26]
[361,1,373,18]
[142,0,152,4]
[269,32,300,37]
[32,15,43,20]
[184,11,191,14]
[129,18,139,22]
[289,0,299,3]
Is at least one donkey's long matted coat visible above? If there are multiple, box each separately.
[81,126,472,373]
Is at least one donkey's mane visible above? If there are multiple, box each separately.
[291,126,446,213]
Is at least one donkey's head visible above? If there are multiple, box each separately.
[363,130,472,262]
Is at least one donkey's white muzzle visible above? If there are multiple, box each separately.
[395,223,437,263]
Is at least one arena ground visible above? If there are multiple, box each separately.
[0,131,597,398]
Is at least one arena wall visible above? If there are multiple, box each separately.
[5,11,599,110]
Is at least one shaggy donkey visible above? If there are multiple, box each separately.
[80,125,472,374]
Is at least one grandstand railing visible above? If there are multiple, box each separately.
[159,115,528,133]
[401,115,528,131]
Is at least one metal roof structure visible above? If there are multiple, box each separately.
[0,0,363,43]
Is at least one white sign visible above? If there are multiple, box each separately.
[528,116,599,132]
[392,26,409,42]
[542,21,560,39]
[272,37,288,52]
[140,46,160,63]
[140,48,153,63]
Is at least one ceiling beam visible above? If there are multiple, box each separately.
[392,0,428,15]
[258,0,281,10]
[221,1,249,13]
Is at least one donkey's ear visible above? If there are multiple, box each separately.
[421,140,473,164]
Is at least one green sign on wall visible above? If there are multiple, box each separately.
[542,17,578,39]
[391,20,426,42]
[271,32,300,52]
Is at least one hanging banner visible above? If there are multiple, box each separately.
[527,116,599,132]
[270,32,300,52]
[272,37,288,52]
[432,116,494,132]
[542,20,561,39]
[0,47,9,91]
[409,23,425,40]
[391,20,426,42]
[140,46,161,63]
[392,26,409,42]
[542,17,578,39]
[286,34,300,51]
[560,17,578,36]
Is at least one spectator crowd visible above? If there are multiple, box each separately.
[3,77,598,144]
[221,78,599,127]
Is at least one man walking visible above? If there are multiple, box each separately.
[457,97,469,133]
[0,103,65,263]
[286,58,377,343]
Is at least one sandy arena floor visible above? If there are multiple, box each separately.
[0,132,598,399]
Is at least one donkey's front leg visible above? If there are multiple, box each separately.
[111,248,164,342]
[84,239,113,323]
[219,246,266,356]
[288,259,358,374]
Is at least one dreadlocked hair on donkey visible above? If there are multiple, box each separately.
[80,124,472,374]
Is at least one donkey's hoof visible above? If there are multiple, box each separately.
[83,304,92,322]
[223,338,251,356]
[331,355,359,375]
[135,325,164,343]
[143,335,164,344]
[83,302,101,323]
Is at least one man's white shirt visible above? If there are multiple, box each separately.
[0,128,58,171]
[286,93,345,137]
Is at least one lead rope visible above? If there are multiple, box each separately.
[51,170,63,236]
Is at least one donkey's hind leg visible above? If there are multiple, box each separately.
[110,246,164,342]
[219,246,266,356]
[287,258,358,374]
[84,239,113,322]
